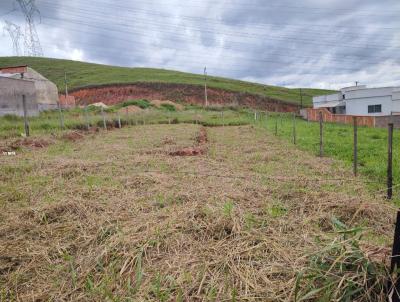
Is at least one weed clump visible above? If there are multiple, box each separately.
[118,99,152,109]
[295,217,391,302]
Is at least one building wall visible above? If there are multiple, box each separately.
[375,115,400,128]
[304,108,400,129]
[313,93,342,106]
[0,66,27,74]
[24,68,59,109]
[345,95,393,115]
[0,77,38,117]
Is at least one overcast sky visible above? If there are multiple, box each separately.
[0,0,399,89]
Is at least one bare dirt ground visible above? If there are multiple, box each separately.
[0,124,395,301]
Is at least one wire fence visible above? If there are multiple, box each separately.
[250,110,400,200]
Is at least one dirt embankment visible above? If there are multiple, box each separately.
[70,82,299,112]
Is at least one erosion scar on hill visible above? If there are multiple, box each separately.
[70,83,300,112]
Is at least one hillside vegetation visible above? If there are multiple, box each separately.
[0,57,335,106]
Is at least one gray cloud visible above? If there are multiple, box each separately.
[0,0,399,89]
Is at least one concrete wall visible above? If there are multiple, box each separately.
[375,115,400,128]
[0,77,38,117]
[24,68,59,109]
[305,108,375,127]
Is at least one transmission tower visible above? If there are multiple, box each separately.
[3,20,22,56]
[16,0,43,57]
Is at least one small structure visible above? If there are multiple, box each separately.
[0,65,59,116]
[302,85,400,128]
[0,77,37,116]
[312,85,400,116]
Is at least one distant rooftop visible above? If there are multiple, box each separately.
[0,65,28,74]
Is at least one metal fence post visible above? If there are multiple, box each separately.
[319,111,323,157]
[353,117,358,176]
[388,123,394,199]
[22,95,30,137]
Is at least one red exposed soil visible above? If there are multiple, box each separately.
[70,82,299,112]
[196,127,208,144]
[169,147,207,156]
[1,138,53,152]
[62,131,85,142]
[169,127,208,157]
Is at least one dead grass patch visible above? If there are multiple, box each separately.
[0,124,396,301]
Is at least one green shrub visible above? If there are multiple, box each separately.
[116,99,152,109]
[2,114,22,122]
[160,104,176,112]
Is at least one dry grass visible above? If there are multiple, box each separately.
[0,124,396,301]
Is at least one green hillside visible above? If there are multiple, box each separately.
[0,57,335,106]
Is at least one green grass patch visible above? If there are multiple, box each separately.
[0,56,335,106]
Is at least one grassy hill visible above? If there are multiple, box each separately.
[0,57,335,106]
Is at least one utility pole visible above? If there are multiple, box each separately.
[299,88,303,109]
[204,66,208,107]
[64,71,68,97]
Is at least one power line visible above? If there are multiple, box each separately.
[34,1,400,55]
[36,21,384,73]
[38,0,400,39]
[38,12,400,60]
[37,0,400,31]
[36,15,396,69]
[122,0,400,16]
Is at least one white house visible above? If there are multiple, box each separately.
[313,85,400,116]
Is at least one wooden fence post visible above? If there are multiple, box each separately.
[101,106,107,130]
[117,113,122,129]
[389,211,400,302]
[388,123,394,200]
[319,111,323,157]
[22,95,30,137]
[353,116,358,176]
[125,107,130,125]
[57,101,64,130]
[275,113,278,136]
[84,105,90,131]
[293,112,297,145]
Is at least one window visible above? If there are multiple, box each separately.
[368,104,382,113]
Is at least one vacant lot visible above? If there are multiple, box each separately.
[0,124,396,301]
